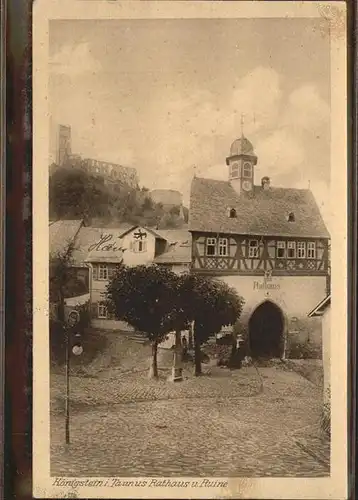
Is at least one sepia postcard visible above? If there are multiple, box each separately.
[33,1,348,498]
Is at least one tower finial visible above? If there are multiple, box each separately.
[240,113,245,137]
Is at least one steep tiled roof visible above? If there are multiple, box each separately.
[49,219,84,257]
[72,226,127,265]
[154,231,192,264]
[155,229,191,245]
[189,177,330,238]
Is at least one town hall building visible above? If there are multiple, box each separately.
[188,134,330,359]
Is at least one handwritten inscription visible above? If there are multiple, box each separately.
[52,477,228,489]
[88,233,123,252]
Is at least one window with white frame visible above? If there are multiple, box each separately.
[98,264,108,280]
[307,241,316,259]
[276,241,286,259]
[243,162,252,178]
[218,238,228,256]
[287,241,296,258]
[132,240,147,253]
[98,303,108,319]
[248,240,259,258]
[297,242,306,259]
[206,237,217,256]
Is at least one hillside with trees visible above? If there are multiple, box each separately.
[49,160,188,229]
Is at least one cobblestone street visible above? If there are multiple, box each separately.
[50,355,330,477]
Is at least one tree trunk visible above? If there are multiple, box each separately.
[194,325,202,376]
[170,330,183,382]
[58,286,65,323]
[148,340,159,379]
[58,286,66,363]
[228,331,237,367]
[188,323,194,349]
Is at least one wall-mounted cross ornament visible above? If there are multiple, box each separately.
[133,229,147,240]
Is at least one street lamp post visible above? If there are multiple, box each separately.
[64,309,83,445]
[65,324,71,445]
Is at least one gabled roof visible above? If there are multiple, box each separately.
[72,226,126,265]
[308,295,331,317]
[189,177,330,239]
[155,229,191,245]
[49,219,84,257]
[154,231,192,264]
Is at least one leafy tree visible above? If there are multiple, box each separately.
[50,161,186,230]
[106,264,188,379]
[49,240,77,322]
[178,275,244,375]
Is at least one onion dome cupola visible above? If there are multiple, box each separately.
[226,135,258,195]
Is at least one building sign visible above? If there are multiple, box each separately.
[88,233,123,252]
[253,270,280,290]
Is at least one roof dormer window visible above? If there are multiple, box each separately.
[287,212,295,222]
[228,208,237,219]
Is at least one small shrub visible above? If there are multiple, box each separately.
[287,340,321,359]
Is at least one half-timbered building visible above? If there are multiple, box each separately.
[189,135,330,358]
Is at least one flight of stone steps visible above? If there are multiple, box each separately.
[125,331,149,345]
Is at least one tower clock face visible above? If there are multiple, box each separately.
[242,180,252,192]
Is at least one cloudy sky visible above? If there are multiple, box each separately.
[49,18,331,226]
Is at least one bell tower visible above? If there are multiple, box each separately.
[226,118,257,195]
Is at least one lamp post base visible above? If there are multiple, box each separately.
[169,365,183,382]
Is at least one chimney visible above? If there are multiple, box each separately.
[261,176,270,190]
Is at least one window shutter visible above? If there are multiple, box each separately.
[92,265,98,280]
[91,302,98,319]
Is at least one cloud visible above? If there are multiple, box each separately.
[255,130,305,178]
[283,84,330,131]
[50,42,101,77]
[170,67,282,140]
[230,67,281,133]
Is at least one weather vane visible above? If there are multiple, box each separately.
[240,113,245,136]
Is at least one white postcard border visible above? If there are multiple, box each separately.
[33,2,348,498]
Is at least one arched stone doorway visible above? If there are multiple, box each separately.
[248,301,284,359]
